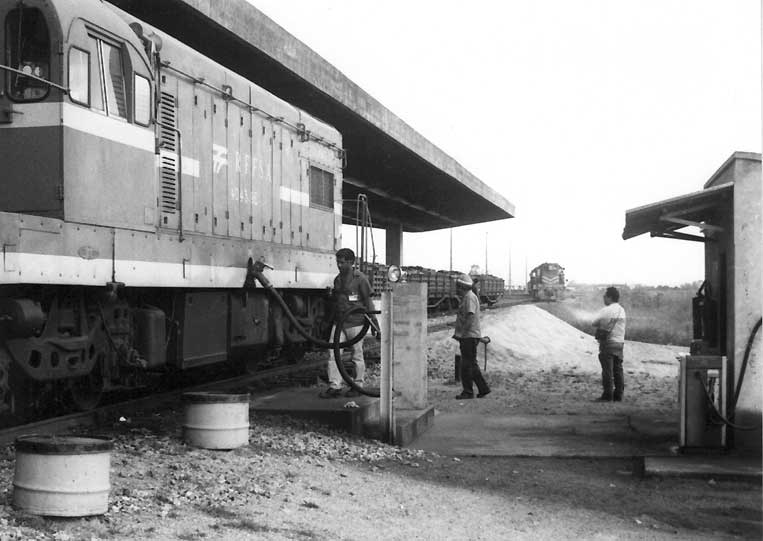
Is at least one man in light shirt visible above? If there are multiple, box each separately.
[592,286,626,402]
[453,273,490,399]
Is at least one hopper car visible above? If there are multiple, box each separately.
[527,262,565,301]
[0,0,346,423]
[365,264,504,310]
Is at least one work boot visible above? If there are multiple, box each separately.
[319,388,342,399]
[477,389,491,398]
[455,391,474,399]
[594,394,613,402]
[613,394,623,402]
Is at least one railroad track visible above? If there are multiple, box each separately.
[0,296,531,444]
[0,358,325,446]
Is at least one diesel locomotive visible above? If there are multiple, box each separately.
[527,262,565,301]
[0,0,346,422]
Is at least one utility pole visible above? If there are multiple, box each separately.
[485,232,488,274]
[449,228,453,272]
[508,246,512,296]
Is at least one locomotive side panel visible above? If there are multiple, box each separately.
[192,84,214,235]
[225,73,243,239]
[299,111,342,253]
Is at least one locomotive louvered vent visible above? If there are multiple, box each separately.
[159,92,177,214]
[309,166,334,211]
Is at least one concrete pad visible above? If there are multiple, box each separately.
[395,407,435,447]
[644,456,762,481]
[407,412,677,457]
[251,388,379,436]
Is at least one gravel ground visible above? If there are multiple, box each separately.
[0,305,758,540]
[0,410,759,541]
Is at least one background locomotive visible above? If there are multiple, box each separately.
[527,262,566,301]
[0,0,344,423]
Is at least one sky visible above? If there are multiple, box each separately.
[250,0,761,286]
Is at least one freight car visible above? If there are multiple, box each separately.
[527,262,566,301]
[0,0,346,423]
[380,266,504,310]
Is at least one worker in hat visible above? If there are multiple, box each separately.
[453,273,490,399]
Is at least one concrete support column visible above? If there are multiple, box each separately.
[391,282,428,409]
[385,223,403,266]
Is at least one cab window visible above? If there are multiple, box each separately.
[100,41,126,119]
[68,47,89,105]
[88,36,104,112]
[5,7,50,101]
[134,74,150,126]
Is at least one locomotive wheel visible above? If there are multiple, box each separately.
[68,356,104,412]
[0,363,32,427]
[283,342,306,364]
[308,298,328,340]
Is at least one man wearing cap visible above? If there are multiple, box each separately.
[453,273,490,399]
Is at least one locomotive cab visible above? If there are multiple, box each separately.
[0,0,156,230]
[0,2,63,216]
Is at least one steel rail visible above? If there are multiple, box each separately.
[0,358,324,446]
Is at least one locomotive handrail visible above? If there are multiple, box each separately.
[0,63,68,93]
[158,61,346,158]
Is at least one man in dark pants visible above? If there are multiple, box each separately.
[593,286,627,401]
[453,274,490,399]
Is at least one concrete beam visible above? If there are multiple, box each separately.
[109,0,515,232]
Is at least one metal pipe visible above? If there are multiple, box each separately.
[0,64,68,93]
[159,62,344,154]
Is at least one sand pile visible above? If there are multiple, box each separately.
[428,304,686,378]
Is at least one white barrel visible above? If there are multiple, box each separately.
[182,392,250,449]
[13,435,112,517]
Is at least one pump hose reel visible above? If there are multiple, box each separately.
[246,259,380,397]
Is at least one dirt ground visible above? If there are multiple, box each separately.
[0,305,759,540]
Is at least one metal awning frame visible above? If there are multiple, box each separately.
[623,182,733,242]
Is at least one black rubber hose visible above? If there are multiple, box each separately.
[257,278,369,350]
[697,372,757,431]
[733,317,762,409]
[249,268,378,396]
[332,305,380,397]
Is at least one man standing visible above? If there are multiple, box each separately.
[320,248,377,398]
[453,273,490,399]
[592,286,627,402]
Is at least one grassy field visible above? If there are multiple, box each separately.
[536,284,697,346]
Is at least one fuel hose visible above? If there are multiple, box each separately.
[248,261,380,397]
[696,317,762,432]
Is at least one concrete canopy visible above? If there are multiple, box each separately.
[108,0,515,232]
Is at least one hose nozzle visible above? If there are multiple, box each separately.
[244,258,274,289]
